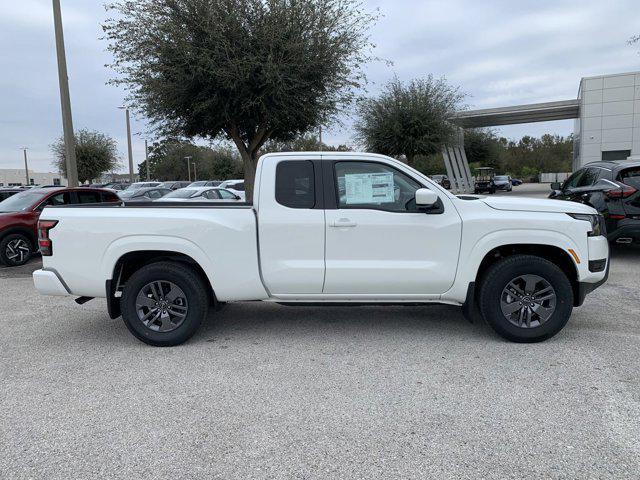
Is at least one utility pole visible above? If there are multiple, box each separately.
[145,139,150,181]
[119,107,135,183]
[192,161,197,181]
[52,0,78,187]
[318,125,323,152]
[184,156,192,181]
[22,148,30,186]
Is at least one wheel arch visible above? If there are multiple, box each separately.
[0,227,37,248]
[107,250,216,319]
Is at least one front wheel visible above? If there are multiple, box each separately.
[478,255,573,342]
[0,233,33,266]
[121,261,209,346]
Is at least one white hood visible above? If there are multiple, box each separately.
[480,195,597,214]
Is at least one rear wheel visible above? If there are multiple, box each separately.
[121,261,209,346]
[0,233,33,267]
[479,255,573,342]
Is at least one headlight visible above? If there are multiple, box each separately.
[567,213,604,237]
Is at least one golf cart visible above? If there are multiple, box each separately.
[474,167,496,194]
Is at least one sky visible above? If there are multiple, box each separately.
[0,0,639,173]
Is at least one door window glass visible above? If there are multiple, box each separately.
[564,170,585,189]
[203,190,220,199]
[577,168,599,187]
[218,189,236,199]
[146,189,164,199]
[275,161,315,208]
[334,162,421,212]
[76,191,101,204]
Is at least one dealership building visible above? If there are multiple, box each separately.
[444,71,640,192]
[0,169,66,187]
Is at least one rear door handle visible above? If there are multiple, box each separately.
[330,218,357,228]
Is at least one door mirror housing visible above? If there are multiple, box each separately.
[550,182,561,190]
[415,188,438,208]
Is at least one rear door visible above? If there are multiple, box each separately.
[258,159,325,294]
[323,160,462,296]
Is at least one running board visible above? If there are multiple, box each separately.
[74,296,94,305]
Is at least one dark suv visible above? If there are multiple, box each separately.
[549,160,640,244]
[0,187,120,266]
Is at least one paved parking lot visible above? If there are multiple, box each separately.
[1,184,639,479]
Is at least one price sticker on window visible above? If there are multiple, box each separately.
[344,172,394,204]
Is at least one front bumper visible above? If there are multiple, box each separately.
[33,269,70,296]
[574,236,610,306]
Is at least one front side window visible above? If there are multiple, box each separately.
[334,162,421,212]
[202,190,220,200]
[577,168,600,187]
[275,161,315,208]
[564,170,585,189]
[76,191,101,204]
[218,189,236,199]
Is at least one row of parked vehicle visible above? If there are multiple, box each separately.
[429,170,523,194]
[0,178,246,267]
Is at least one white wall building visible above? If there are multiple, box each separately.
[574,71,640,169]
[0,169,67,187]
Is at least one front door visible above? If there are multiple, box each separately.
[323,161,462,296]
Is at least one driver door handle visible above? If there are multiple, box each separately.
[330,218,357,228]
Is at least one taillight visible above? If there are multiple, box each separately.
[37,220,58,256]
[605,183,637,198]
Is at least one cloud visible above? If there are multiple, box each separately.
[0,0,639,171]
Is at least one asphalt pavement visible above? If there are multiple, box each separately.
[1,184,639,479]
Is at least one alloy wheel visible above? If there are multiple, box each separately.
[135,280,189,332]
[5,238,30,264]
[500,274,557,328]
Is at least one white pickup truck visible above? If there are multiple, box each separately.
[33,152,609,346]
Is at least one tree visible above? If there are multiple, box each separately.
[354,76,466,166]
[261,133,352,154]
[140,140,243,181]
[51,129,120,183]
[464,128,500,168]
[103,0,377,200]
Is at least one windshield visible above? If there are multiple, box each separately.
[494,176,508,181]
[188,181,207,187]
[0,190,47,212]
[164,189,199,198]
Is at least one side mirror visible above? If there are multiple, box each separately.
[415,188,438,207]
[550,182,561,190]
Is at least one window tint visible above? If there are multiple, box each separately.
[577,168,600,187]
[203,190,220,199]
[102,192,120,202]
[275,161,315,208]
[218,189,236,199]
[76,191,101,204]
[619,167,640,188]
[334,162,421,212]
[564,170,585,189]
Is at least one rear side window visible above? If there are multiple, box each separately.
[276,161,315,208]
[102,192,120,202]
[76,191,101,204]
[619,168,640,188]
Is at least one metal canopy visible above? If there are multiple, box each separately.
[452,99,579,128]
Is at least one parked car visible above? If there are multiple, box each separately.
[511,178,523,186]
[474,167,496,194]
[118,187,172,202]
[125,182,162,190]
[33,152,608,346]
[155,187,243,202]
[549,160,640,244]
[219,179,245,200]
[0,187,120,266]
[187,180,222,188]
[0,188,22,202]
[158,181,192,191]
[430,174,451,189]
[493,175,513,192]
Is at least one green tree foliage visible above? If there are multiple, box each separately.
[140,140,243,181]
[103,0,377,200]
[354,76,466,166]
[51,129,120,183]
[262,133,352,154]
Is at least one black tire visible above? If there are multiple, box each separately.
[120,261,209,346]
[478,255,573,343]
[0,233,33,267]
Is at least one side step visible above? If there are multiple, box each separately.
[74,296,94,305]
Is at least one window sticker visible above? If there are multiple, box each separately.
[344,172,395,204]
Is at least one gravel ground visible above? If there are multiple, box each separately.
[1,184,639,479]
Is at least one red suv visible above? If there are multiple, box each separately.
[0,187,120,266]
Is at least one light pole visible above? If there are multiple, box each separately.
[119,106,135,183]
[184,156,192,181]
[192,161,197,181]
[144,139,150,181]
[318,125,323,152]
[52,0,78,187]
[22,148,30,186]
